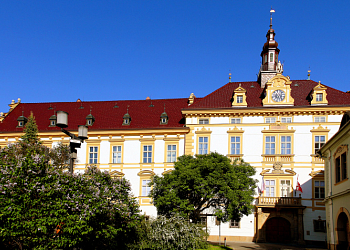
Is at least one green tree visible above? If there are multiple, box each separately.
[150,152,257,223]
[21,113,39,144]
[0,116,142,249]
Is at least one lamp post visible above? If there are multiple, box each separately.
[56,111,88,173]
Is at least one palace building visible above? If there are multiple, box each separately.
[1,15,350,246]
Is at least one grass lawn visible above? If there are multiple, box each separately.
[197,243,232,250]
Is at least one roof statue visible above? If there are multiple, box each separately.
[276,61,283,73]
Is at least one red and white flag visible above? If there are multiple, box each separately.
[296,175,303,193]
[259,176,265,194]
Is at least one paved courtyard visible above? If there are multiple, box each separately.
[211,241,327,250]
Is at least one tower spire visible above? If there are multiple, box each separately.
[270,8,275,29]
[258,8,280,88]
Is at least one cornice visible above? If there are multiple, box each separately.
[182,106,350,118]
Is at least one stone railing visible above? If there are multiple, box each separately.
[257,196,302,207]
[262,154,294,163]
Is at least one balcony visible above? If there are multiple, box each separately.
[262,154,294,163]
[311,155,324,164]
[257,196,302,208]
[227,154,243,163]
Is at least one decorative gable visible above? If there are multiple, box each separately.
[232,84,247,107]
[262,73,294,106]
[311,81,328,106]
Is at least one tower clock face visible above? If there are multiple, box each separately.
[272,90,286,102]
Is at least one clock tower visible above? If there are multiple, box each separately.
[258,9,280,88]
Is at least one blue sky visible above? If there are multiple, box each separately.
[1,1,349,113]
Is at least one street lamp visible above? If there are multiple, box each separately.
[56,111,88,173]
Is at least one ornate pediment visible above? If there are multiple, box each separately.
[261,162,296,176]
[262,74,294,107]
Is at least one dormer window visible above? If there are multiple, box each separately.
[123,112,131,126]
[316,93,323,102]
[49,115,57,127]
[85,114,95,126]
[232,84,247,107]
[311,82,328,106]
[160,111,168,125]
[17,115,28,128]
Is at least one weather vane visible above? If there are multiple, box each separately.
[270,8,275,29]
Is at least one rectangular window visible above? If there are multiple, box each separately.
[314,136,326,154]
[200,216,207,227]
[316,93,323,102]
[198,137,208,155]
[231,118,241,124]
[281,117,292,123]
[265,117,276,123]
[336,152,347,183]
[230,136,241,155]
[236,95,243,103]
[281,136,291,154]
[166,145,177,162]
[314,116,326,123]
[230,220,240,228]
[199,119,209,124]
[265,136,276,155]
[265,180,275,197]
[280,180,292,197]
[143,145,153,163]
[342,153,347,181]
[313,220,326,232]
[314,180,325,199]
[89,146,98,164]
[112,146,122,163]
[270,53,273,62]
[142,179,151,196]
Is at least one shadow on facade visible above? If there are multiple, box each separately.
[254,180,308,245]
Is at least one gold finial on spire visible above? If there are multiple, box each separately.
[270,7,275,29]
[229,71,232,83]
[307,67,311,80]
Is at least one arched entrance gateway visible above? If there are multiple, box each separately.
[266,217,291,243]
[336,212,350,250]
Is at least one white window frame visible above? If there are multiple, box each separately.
[199,119,209,124]
[314,180,325,199]
[265,117,276,123]
[230,220,240,228]
[281,136,291,155]
[231,118,241,124]
[236,95,243,103]
[316,93,323,102]
[143,145,153,163]
[281,117,292,123]
[198,137,208,155]
[112,145,122,163]
[265,179,275,197]
[141,179,151,196]
[230,136,241,155]
[166,144,177,162]
[314,135,326,154]
[280,180,292,197]
[89,146,98,164]
[314,116,326,123]
[265,136,276,155]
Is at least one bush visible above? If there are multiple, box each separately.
[131,214,208,250]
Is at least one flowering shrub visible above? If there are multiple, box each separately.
[133,214,208,250]
[0,114,141,249]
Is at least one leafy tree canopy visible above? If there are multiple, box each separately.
[0,115,142,249]
[150,152,257,223]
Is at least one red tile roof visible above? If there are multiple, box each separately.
[185,80,350,109]
[0,98,191,133]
